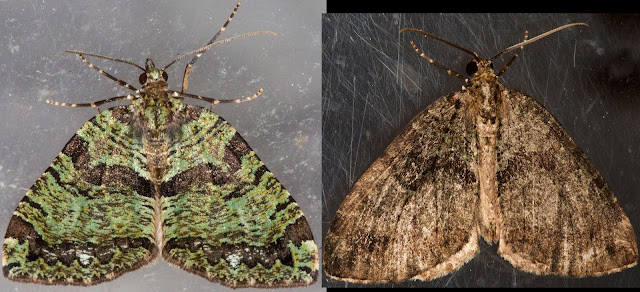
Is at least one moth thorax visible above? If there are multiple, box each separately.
[142,81,170,98]
[467,81,500,122]
[475,92,502,137]
[137,99,176,135]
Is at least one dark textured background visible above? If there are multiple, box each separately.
[0,0,324,291]
[322,14,640,287]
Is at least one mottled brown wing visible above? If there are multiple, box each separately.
[497,90,638,276]
[324,92,480,283]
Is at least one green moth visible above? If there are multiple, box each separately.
[2,1,318,288]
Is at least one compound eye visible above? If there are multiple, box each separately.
[162,71,168,81]
[466,61,478,75]
[139,73,147,84]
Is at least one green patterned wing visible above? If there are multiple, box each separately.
[161,105,318,288]
[2,106,158,285]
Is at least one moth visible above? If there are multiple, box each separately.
[323,22,637,283]
[2,1,318,288]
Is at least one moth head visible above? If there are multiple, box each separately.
[140,58,169,85]
[465,59,498,89]
[466,60,494,76]
[464,58,502,121]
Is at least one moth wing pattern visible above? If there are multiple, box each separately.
[3,106,158,285]
[160,105,318,288]
[324,93,480,283]
[496,90,638,276]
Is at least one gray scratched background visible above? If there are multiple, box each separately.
[0,0,324,291]
[322,14,640,287]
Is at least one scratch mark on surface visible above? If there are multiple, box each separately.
[349,75,356,183]
[353,30,398,78]
[573,40,577,68]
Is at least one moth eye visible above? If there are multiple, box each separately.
[139,73,147,84]
[489,62,494,69]
[162,71,168,81]
[466,61,478,75]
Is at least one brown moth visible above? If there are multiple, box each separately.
[323,23,638,283]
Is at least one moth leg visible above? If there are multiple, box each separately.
[496,31,528,76]
[65,51,140,91]
[46,94,136,113]
[181,1,241,93]
[170,89,263,109]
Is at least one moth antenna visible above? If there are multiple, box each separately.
[162,31,277,71]
[65,50,145,71]
[180,0,241,93]
[490,23,588,61]
[66,53,140,92]
[407,40,465,80]
[400,28,481,79]
[48,52,139,108]
[400,28,481,60]
[496,31,529,77]
[170,88,263,107]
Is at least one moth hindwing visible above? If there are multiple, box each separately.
[3,1,318,288]
[323,21,637,284]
